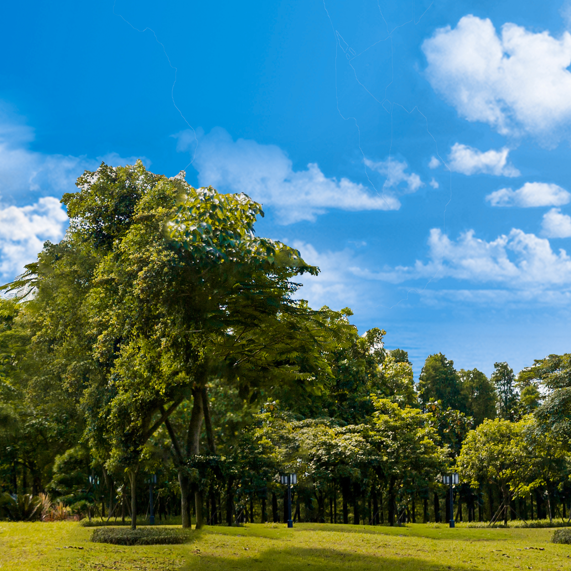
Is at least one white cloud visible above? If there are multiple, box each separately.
[429,178,439,189]
[180,128,405,224]
[353,227,571,288]
[486,182,570,207]
[542,207,571,238]
[0,106,149,281]
[562,0,571,30]
[429,156,441,169]
[447,143,520,176]
[290,241,359,309]
[423,15,571,139]
[0,198,68,279]
[364,157,423,193]
[0,106,148,202]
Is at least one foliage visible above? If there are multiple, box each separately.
[418,353,465,412]
[0,493,40,521]
[458,368,497,426]
[491,362,519,421]
[552,528,571,544]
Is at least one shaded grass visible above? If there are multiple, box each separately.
[1,521,571,570]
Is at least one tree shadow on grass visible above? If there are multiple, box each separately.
[185,546,482,571]
[293,523,514,542]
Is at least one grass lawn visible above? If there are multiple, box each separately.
[1,521,571,570]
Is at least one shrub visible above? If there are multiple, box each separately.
[0,493,40,521]
[553,529,571,544]
[91,527,192,546]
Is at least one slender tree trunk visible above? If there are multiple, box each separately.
[227,478,234,526]
[261,497,267,523]
[373,493,379,525]
[128,467,139,530]
[342,483,349,524]
[423,495,429,523]
[121,484,126,525]
[412,495,416,523]
[388,478,396,526]
[546,488,553,524]
[433,492,440,523]
[201,387,216,454]
[353,490,360,525]
[330,494,334,524]
[272,492,278,523]
[334,489,337,523]
[179,472,192,528]
[188,387,205,529]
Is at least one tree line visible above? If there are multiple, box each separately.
[1,162,570,529]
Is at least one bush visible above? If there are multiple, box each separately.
[553,529,571,544]
[0,493,40,521]
[91,527,192,546]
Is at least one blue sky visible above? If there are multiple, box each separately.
[2,1,571,376]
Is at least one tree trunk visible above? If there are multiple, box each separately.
[353,491,360,525]
[272,492,278,523]
[433,491,440,523]
[121,484,126,524]
[261,497,267,523]
[128,467,139,530]
[179,472,192,528]
[334,489,337,523]
[342,483,349,524]
[412,495,416,523]
[388,478,396,526]
[187,387,205,529]
[201,387,216,454]
[546,488,553,524]
[227,478,234,526]
[373,493,379,525]
[423,496,429,523]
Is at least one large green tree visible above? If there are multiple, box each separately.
[418,353,465,412]
[458,368,497,426]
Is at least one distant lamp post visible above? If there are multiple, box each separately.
[442,473,459,528]
[280,474,297,528]
[145,474,157,525]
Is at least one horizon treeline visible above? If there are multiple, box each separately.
[1,162,570,529]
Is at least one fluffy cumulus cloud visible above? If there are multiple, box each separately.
[0,107,149,280]
[181,128,420,224]
[447,143,520,176]
[423,15,571,139]
[0,198,68,279]
[542,208,571,238]
[486,182,570,207]
[353,227,571,290]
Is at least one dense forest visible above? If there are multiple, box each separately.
[1,162,570,530]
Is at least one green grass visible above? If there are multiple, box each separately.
[1,521,571,570]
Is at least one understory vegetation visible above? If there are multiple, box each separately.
[1,163,571,534]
